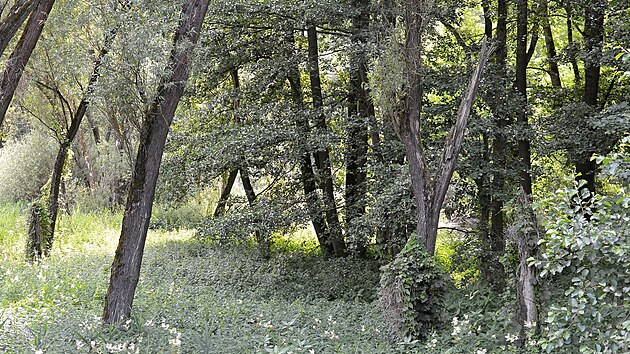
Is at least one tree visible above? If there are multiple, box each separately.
[103,0,209,324]
[0,0,56,129]
[306,24,346,257]
[25,28,115,259]
[345,0,372,256]
[0,0,37,57]
[393,0,493,256]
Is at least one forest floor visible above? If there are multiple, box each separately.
[0,202,403,353]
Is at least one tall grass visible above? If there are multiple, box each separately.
[0,202,397,353]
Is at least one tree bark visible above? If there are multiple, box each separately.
[345,0,371,257]
[102,0,209,324]
[516,0,532,195]
[482,0,509,289]
[515,0,540,341]
[396,0,493,255]
[575,0,606,196]
[306,25,346,257]
[285,36,333,256]
[213,169,238,217]
[0,0,37,57]
[540,0,561,88]
[565,0,581,86]
[0,0,56,129]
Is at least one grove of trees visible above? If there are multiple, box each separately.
[0,0,628,352]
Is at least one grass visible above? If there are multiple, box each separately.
[0,202,400,353]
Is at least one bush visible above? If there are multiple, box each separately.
[532,143,630,353]
[0,132,56,201]
[379,236,448,340]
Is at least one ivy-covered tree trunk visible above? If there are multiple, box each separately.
[0,0,56,129]
[102,0,209,324]
[306,25,346,257]
[345,0,371,257]
[25,28,114,259]
[479,0,508,291]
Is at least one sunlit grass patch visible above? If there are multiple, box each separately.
[0,203,394,353]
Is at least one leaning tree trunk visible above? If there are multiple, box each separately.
[0,0,38,58]
[25,27,113,259]
[213,169,238,217]
[44,30,114,256]
[0,0,56,129]
[102,0,209,324]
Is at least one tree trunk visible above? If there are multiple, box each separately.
[345,0,371,257]
[515,1,540,341]
[285,37,333,256]
[540,0,561,88]
[565,1,581,86]
[306,25,346,257]
[515,189,540,339]
[482,0,509,289]
[396,0,493,255]
[0,0,37,57]
[575,0,606,196]
[102,0,209,324]
[0,0,56,129]
[213,169,238,217]
[229,69,267,256]
[516,0,532,195]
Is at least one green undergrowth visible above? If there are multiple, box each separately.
[0,202,399,353]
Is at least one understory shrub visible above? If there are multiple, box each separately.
[532,141,630,353]
[0,132,56,201]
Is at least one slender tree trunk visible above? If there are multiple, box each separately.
[515,0,539,340]
[345,0,371,257]
[574,0,606,196]
[77,130,97,190]
[285,37,333,256]
[481,0,508,290]
[516,0,532,195]
[213,169,238,217]
[102,0,209,324]
[46,30,114,255]
[0,0,56,129]
[565,0,581,86]
[541,0,561,88]
[306,25,346,257]
[229,68,267,256]
[0,0,37,57]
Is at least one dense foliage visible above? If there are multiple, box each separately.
[0,0,628,351]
